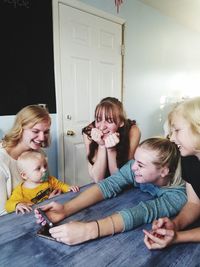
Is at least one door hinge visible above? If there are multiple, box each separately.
[121,44,125,56]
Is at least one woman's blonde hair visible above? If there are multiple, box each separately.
[168,97,200,150]
[139,137,183,187]
[2,105,51,148]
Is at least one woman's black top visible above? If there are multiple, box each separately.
[182,156,200,199]
[82,119,136,177]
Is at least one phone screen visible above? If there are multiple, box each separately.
[37,225,56,241]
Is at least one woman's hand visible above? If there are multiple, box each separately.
[49,221,97,245]
[91,128,104,146]
[152,217,176,231]
[143,217,177,249]
[16,202,33,214]
[104,132,120,148]
[35,201,66,224]
[143,228,176,249]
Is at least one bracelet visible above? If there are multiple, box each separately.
[95,220,100,238]
[109,216,115,236]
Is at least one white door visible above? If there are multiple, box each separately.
[54,1,124,186]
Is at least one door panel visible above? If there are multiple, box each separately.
[59,3,122,186]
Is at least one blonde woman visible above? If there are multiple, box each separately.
[0,105,51,216]
[144,97,200,249]
[35,137,186,245]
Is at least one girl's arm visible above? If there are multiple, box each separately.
[37,161,134,223]
[83,133,107,182]
[37,184,104,223]
[143,183,200,249]
[106,125,140,175]
[106,146,118,175]
[128,125,141,160]
[49,213,124,245]
[174,227,200,243]
[144,206,200,250]
[173,182,200,230]
[118,185,187,231]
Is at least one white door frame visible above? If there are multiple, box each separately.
[52,0,125,180]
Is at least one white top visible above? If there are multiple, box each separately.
[0,144,22,216]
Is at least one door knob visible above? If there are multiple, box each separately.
[66,130,75,136]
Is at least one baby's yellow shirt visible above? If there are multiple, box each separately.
[5,176,70,212]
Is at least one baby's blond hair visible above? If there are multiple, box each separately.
[17,150,46,173]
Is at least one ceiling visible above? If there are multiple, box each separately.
[138,0,200,33]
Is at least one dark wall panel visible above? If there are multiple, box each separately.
[0,0,56,115]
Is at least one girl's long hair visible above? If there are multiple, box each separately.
[82,97,136,170]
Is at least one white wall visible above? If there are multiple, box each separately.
[1,0,200,178]
[79,0,200,139]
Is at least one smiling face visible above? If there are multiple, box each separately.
[21,120,51,150]
[94,98,125,140]
[131,147,169,186]
[168,97,200,159]
[95,109,121,140]
[170,113,197,157]
[3,105,51,150]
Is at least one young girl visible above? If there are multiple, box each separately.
[6,151,79,214]
[0,105,51,216]
[35,137,186,245]
[143,97,200,249]
[82,97,141,182]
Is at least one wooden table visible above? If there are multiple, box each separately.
[0,184,200,267]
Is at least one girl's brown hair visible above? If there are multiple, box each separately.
[95,97,127,125]
[82,97,136,173]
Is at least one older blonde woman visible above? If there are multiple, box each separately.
[144,97,200,249]
[0,105,51,216]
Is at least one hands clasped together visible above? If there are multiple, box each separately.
[143,217,177,249]
[91,128,120,148]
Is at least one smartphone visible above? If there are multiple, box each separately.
[37,208,54,227]
[37,224,56,241]
[36,208,56,241]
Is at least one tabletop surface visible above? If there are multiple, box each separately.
[0,184,200,267]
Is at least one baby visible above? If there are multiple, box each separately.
[5,150,79,214]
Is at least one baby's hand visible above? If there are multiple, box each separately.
[16,202,33,214]
[105,132,120,148]
[49,189,62,199]
[34,208,48,226]
[34,202,66,224]
[69,185,80,192]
